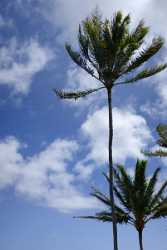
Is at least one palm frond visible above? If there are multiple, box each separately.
[124,37,165,73]
[65,44,95,76]
[131,20,149,43]
[117,165,133,190]
[122,64,167,84]
[112,21,149,75]
[144,168,160,209]
[144,150,167,157]
[150,181,167,209]
[54,87,104,100]
[151,201,167,219]
[114,186,131,211]
[91,187,111,207]
[77,208,130,224]
[134,160,147,192]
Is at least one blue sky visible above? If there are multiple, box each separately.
[1,0,167,249]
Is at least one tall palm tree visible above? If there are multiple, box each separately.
[81,160,167,250]
[55,11,167,250]
[144,124,167,157]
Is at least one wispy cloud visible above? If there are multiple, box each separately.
[30,0,158,43]
[0,38,53,94]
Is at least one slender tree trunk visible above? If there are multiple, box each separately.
[107,88,118,250]
[138,230,144,250]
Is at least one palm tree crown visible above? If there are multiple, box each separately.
[55,11,167,99]
[82,160,167,250]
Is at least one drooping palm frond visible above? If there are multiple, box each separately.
[120,64,167,85]
[150,181,167,209]
[146,198,167,221]
[90,187,111,207]
[151,202,167,219]
[65,44,96,77]
[54,86,105,100]
[78,208,131,224]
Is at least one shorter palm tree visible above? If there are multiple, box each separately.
[144,124,167,157]
[80,160,167,250]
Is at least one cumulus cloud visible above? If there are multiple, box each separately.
[0,105,153,211]
[74,162,95,181]
[0,137,23,188]
[0,137,97,212]
[81,106,152,164]
[25,0,167,46]
[0,38,53,94]
[35,0,152,43]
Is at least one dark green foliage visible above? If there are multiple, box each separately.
[55,11,166,100]
[144,124,167,157]
[81,160,167,231]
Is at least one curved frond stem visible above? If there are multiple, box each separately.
[54,86,105,100]
[143,150,167,157]
[114,64,167,86]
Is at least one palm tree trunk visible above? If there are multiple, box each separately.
[107,88,118,250]
[138,230,144,250]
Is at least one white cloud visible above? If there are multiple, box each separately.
[17,0,167,48]
[0,137,23,188]
[142,0,167,39]
[74,162,95,181]
[0,137,97,212]
[36,0,152,43]
[81,106,152,164]
[0,38,53,94]
[0,106,154,211]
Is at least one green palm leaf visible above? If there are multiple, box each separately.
[144,168,160,210]
[54,87,104,100]
[124,37,165,73]
[122,64,167,84]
